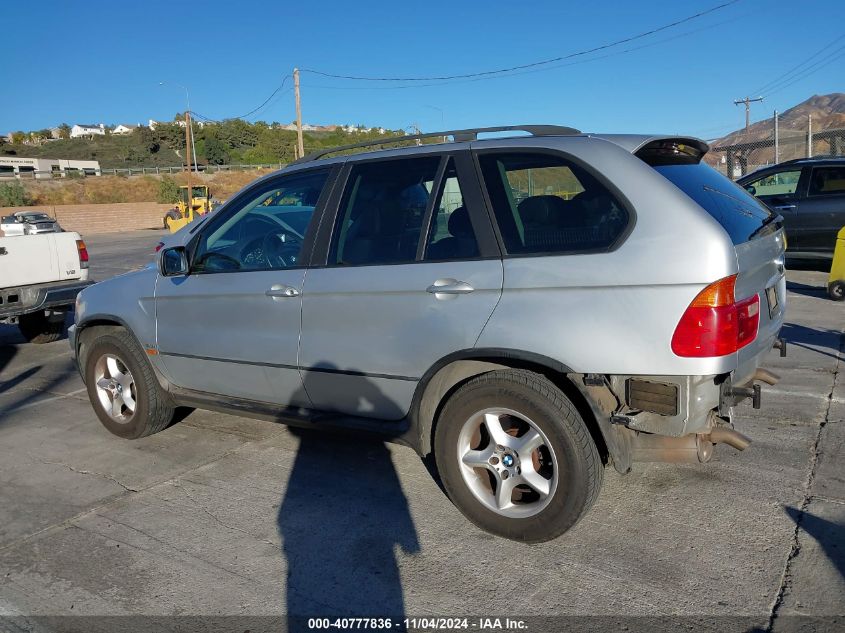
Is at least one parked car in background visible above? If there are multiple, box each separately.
[738,157,845,259]
[0,211,63,236]
[71,126,786,542]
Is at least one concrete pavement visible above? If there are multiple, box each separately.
[0,231,842,631]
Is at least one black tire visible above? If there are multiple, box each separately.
[163,209,180,229]
[829,280,845,301]
[83,329,175,439]
[434,369,603,543]
[18,311,64,344]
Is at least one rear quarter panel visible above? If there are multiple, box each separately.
[474,136,741,376]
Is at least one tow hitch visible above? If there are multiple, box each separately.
[721,368,780,411]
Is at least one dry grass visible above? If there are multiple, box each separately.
[21,169,274,206]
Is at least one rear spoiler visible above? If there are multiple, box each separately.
[634,137,710,166]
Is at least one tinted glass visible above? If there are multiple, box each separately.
[332,156,440,266]
[425,159,479,261]
[656,163,776,244]
[478,152,629,255]
[809,166,845,196]
[744,169,801,197]
[193,169,328,272]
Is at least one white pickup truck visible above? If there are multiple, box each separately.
[0,232,93,343]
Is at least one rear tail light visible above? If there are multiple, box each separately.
[76,239,89,269]
[671,275,759,357]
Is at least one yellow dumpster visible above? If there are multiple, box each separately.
[829,226,845,301]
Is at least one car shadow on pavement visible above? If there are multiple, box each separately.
[780,323,845,361]
[785,505,845,582]
[785,281,829,298]
[278,366,421,630]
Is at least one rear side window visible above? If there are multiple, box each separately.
[654,163,776,244]
[809,166,845,196]
[478,152,629,255]
[331,156,440,266]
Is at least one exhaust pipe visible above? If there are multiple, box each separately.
[631,432,714,464]
[707,427,751,451]
[630,427,751,464]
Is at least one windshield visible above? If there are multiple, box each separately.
[654,163,777,244]
[19,213,52,222]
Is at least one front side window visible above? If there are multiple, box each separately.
[331,156,440,266]
[744,169,801,197]
[192,169,329,272]
[478,152,629,255]
[808,166,845,196]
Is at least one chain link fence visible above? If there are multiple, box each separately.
[705,115,845,179]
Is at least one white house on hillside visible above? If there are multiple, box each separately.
[70,123,105,138]
[112,124,140,135]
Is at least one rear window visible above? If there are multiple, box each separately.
[654,163,778,244]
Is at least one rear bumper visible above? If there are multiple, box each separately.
[0,279,94,320]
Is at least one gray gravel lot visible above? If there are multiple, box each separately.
[0,230,842,631]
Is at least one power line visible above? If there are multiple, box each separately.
[751,34,845,96]
[302,13,746,91]
[301,0,740,83]
[231,74,292,119]
[765,46,845,97]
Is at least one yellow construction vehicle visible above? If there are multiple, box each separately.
[163,185,214,233]
[828,225,845,301]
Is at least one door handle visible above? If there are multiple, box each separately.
[773,204,796,210]
[265,284,300,298]
[426,279,474,295]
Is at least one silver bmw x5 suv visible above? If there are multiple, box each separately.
[71,125,787,542]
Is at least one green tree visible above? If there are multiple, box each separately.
[134,126,160,153]
[10,131,25,144]
[157,176,181,203]
[0,181,31,206]
[58,123,71,140]
[204,137,230,165]
[153,122,185,151]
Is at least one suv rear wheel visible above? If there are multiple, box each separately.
[83,329,175,439]
[434,369,603,542]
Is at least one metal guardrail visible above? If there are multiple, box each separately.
[0,163,286,180]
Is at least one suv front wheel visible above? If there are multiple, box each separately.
[434,369,603,542]
[83,329,175,439]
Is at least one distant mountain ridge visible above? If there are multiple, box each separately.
[712,93,845,146]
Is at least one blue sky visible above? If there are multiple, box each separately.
[1,0,842,139]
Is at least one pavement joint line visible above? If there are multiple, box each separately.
[765,327,843,632]
[3,388,88,413]
[0,440,261,556]
[763,386,845,403]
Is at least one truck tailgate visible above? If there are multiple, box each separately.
[0,233,85,287]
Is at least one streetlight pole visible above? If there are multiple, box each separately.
[425,105,446,142]
[160,81,196,218]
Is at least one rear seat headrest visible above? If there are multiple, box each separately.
[448,206,473,238]
[517,195,567,224]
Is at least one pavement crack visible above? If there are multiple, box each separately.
[27,456,139,492]
[765,325,843,632]
[172,482,281,552]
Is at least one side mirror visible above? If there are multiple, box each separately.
[746,185,756,196]
[160,246,189,277]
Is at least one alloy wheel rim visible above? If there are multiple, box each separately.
[93,354,136,423]
[456,407,559,518]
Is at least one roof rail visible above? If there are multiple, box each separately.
[291,124,582,164]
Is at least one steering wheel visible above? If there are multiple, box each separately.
[240,233,301,268]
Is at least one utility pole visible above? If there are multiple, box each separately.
[734,96,764,133]
[184,110,192,217]
[294,68,304,159]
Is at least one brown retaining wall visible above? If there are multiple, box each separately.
[1,202,172,235]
